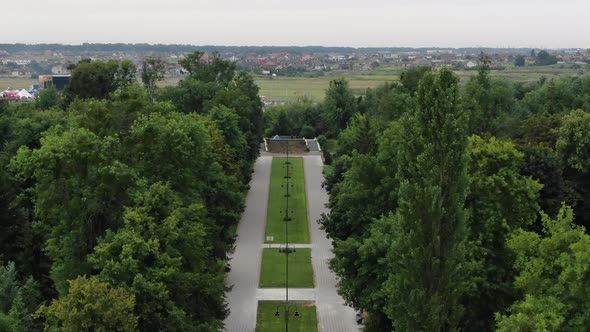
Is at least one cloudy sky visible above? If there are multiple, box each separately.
[2,0,589,48]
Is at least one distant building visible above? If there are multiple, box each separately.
[39,74,70,91]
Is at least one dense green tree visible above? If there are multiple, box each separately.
[0,105,67,297]
[324,78,357,137]
[0,262,41,332]
[161,54,263,165]
[10,126,134,293]
[399,66,430,94]
[515,113,561,147]
[520,145,568,219]
[34,87,62,110]
[0,262,20,314]
[464,55,517,135]
[535,50,558,66]
[179,51,235,84]
[36,275,137,332]
[263,101,327,138]
[556,109,590,173]
[325,122,404,331]
[65,59,137,102]
[0,312,15,332]
[496,205,590,331]
[518,76,590,114]
[209,71,264,163]
[461,136,541,331]
[514,55,526,67]
[141,58,166,101]
[384,68,470,330]
[89,183,226,331]
[556,109,590,230]
[206,106,249,179]
[125,111,243,257]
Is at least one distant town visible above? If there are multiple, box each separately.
[2,44,589,101]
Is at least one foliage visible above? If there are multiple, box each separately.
[464,55,517,135]
[518,76,590,114]
[520,145,568,219]
[324,79,358,137]
[399,66,430,94]
[461,136,541,331]
[161,53,263,165]
[514,55,526,67]
[89,183,226,331]
[496,205,590,331]
[556,109,590,173]
[141,58,166,101]
[0,312,15,332]
[65,59,137,102]
[263,102,326,138]
[555,109,590,231]
[516,113,561,147]
[535,50,558,66]
[179,51,235,83]
[0,262,41,332]
[10,125,133,293]
[383,67,470,331]
[34,87,62,110]
[36,275,137,332]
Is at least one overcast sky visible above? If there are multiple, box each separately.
[2,0,588,48]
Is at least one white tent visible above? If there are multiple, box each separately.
[17,89,33,99]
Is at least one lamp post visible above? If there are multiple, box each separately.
[275,138,300,331]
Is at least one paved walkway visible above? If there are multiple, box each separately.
[225,156,272,332]
[304,155,358,332]
[257,288,317,301]
[225,154,358,332]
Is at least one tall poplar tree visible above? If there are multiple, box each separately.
[384,67,470,331]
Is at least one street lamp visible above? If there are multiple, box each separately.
[273,137,300,332]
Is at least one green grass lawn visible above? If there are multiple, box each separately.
[255,75,390,102]
[265,157,309,244]
[256,301,318,332]
[259,248,314,288]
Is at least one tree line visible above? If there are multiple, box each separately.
[263,55,590,331]
[0,52,263,331]
[0,43,546,56]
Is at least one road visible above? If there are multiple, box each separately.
[224,154,358,331]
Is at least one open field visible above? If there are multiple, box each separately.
[256,301,318,332]
[4,64,586,103]
[265,157,309,244]
[0,77,37,90]
[255,74,391,102]
[259,248,314,288]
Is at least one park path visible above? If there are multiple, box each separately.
[224,153,358,331]
[304,155,359,332]
[225,156,272,332]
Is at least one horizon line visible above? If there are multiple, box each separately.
[0,42,587,50]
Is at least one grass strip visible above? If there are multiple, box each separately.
[259,248,314,288]
[256,301,318,332]
[265,157,309,244]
